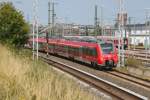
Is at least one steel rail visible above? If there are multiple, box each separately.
[107,71,150,89]
[115,70,150,82]
[39,54,148,100]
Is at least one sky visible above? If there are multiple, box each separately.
[8,0,150,25]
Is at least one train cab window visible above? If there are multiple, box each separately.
[100,43,113,54]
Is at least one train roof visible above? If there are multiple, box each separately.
[29,36,113,48]
[63,36,106,44]
[29,38,46,42]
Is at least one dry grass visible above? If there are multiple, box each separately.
[0,44,101,100]
[125,57,143,68]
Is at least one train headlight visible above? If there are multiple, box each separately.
[100,57,104,63]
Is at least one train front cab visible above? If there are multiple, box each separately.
[97,42,118,69]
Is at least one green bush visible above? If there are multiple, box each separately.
[0,2,29,47]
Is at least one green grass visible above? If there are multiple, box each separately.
[116,57,150,81]
[125,57,143,68]
[0,44,101,100]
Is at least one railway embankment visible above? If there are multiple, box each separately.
[127,66,150,77]
[123,50,150,79]
[0,44,100,100]
[116,64,150,81]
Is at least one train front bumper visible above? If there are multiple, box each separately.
[98,60,117,68]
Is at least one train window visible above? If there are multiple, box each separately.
[87,48,97,57]
[64,46,68,51]
[38,43,41,48]
[100,43,113,54]
[91,48,97,56]
[74,47,76,53]
[55,45,58,49]
[71,47,74,52]
[74,47,77,55]
[52,44,54,49]
[68,47,70,53]
[68,47,71,53]
[82,47,87,55]
[71,47,73,52]
[85,48,89,55]
[74,47,79,55]
[76,48,80,55]
[79,47,83,54]
[68,46,75,53]
[84,48,88,55]
[48,44,53,49]
[59,45,63,52]
[39,43,44,48]
[53,44,56,49]
[88,48,91,56]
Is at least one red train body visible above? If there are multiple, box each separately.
[29,37,118,69]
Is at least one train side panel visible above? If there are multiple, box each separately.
[28,38,118,69]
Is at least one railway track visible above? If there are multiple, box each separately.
[107,71,150,89]
[38,53,148,100]
[124,50,150,66]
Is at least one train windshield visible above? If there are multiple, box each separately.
[100,43,113,54]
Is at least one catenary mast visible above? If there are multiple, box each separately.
[32,0,39,60]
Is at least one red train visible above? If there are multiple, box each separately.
[97,36,128,49]
[28,37,118,69]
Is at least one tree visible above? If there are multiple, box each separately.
[0,2,29,47]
